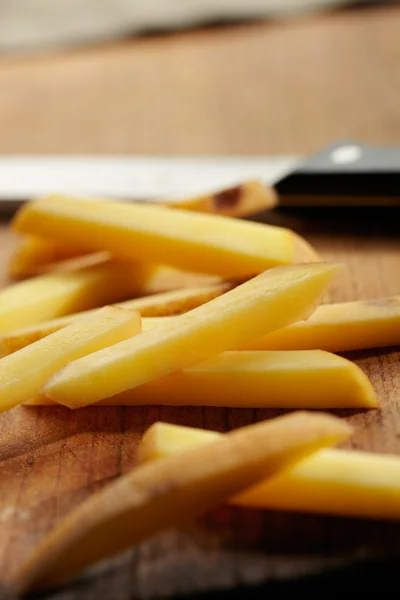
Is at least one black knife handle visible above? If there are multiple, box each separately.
[275,140,400,206]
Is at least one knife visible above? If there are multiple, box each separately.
[0,140,399,215]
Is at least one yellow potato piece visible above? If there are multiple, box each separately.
[10,293,400,357]
[8,234,111,279]
[28,350,377,409]
[127,263,221,294]
[141,317,172,329]
[14,412,351,592]
[41,263,341,408]
[0,306,141,413]
[11,245,221,297]
[8,235,85,279]
[145,296,400,353]
[167,180,277,217]
[0,263,140,333]
[8,181,278,279]
[139,422,400,521]
[240,296,400,352]
[9,236,221,293]
[23,249,112,277]
[13,195,319,277]
[0,283,236,355]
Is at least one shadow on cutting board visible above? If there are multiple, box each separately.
[256,206,400,238]
[17,562,400,600]
[18,505,400,600]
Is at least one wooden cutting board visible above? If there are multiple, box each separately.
[0,207,400,599]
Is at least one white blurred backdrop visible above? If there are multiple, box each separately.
[0,0,374,53]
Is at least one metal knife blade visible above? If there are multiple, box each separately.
[0,140,398,215]
[0,156,297,213]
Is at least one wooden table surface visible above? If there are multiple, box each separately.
[1,4,400,599]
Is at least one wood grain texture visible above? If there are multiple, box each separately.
[1,207,400,598]
[0,4,400,598]
[0,5,400,155]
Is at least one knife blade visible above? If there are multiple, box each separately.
[0,140,398,215]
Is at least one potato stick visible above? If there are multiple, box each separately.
[27,250,112,276]
[42,263,341,408]
[131,264,222,294]
[10,292,400,356]
[0,283,236,355]
[239,296,400,352]
[9,243,222,299]
[138,422,400,521]
[290,231,320,263]
[9,247,222,305]
[166,180,277,217]
[9,234,221,295]
[0,306,141,412]
[124,281,238,315]
[8,181,277,278]
[0,263,140,333]
[141,317,171,329]
[51,261,220,294]
[8,235,85,279]
[13,195,319,277]
[145,296,400,353]
[9,238,109,279]
[14,412,351,592]
[28,350,377,409]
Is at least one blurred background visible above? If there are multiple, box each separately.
[0,0,399,157]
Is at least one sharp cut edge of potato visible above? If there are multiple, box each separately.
[13,411,351,592]
[165,180,278,217]
[27,350,377,409]
[291,232,321,263]
[0,282,237,356]
[240,295,400,352]
[138,422,400,521]
[42,263,342,408]
[12,194,317,277]
[0,306,141,413]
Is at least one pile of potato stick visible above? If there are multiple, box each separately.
[0,180,399,593]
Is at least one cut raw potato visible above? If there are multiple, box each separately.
[240,296,400,352]
[8,181,278,279]
[27,350,377,409]
[13,195,319,277]
[142,317,172,330]
[11,243,220,294]
[14,412,351,592]
[122,263,221,294]
[0,306,141,413]
[139,422,400,521]
[167,180,277,217]
[101,295,400,353]
[0,263,138,333]
[8,236,85,279]
[9,291,400,357]
[42,263,341,408]
[24,250,112,276]
[117,282,239,315]
[0,284,235,355]
[18,287,395,359]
